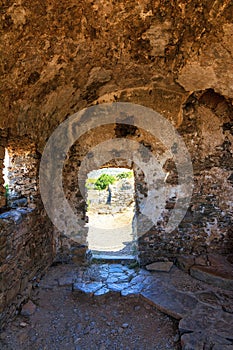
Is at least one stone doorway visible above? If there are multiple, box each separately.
[85,167,137,260]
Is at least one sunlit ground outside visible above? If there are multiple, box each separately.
[86,168,137,257]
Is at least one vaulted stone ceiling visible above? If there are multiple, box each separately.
[1,0,233,149]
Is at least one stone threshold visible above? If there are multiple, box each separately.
[90,253,137,263]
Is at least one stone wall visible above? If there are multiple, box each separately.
[138,90,233,264]
[6,139,40,208]
[60,89,233,265]
[0,203,55,328]
[0,137,57,328]
[0,131,7,208]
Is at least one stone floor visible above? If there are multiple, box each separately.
[72,262,233,349]
[1,260,233,349]
[0,263,180,350]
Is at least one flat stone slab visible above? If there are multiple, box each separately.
[94,286,110,296]
[190,265,233,290]
[107,282,130,292]
[73,282,103,294]
[121,284,144,296]
[179,304,233,348]
[58,276,74,286]
[0,208,33,224]
[141,283,198,320]
[146,261,173,272]
[179,304,220,334]
[181,332,233,350]
[194,291,222,308]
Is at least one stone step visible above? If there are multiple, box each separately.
[141,283,198,320]
[90,254,138,265]
[190,264,233,291]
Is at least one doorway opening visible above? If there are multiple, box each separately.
[1,148,10,208]
[3,148,9,188]
[85,167,137,260]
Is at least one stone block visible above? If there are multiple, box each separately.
[176,255,195,272]
[190,265,233,290]
[146,261,173,272]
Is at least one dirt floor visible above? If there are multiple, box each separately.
[0,264,181,350]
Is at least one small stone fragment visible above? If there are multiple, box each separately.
[19,322,28,327]
[174,333,180,343]
[118,327,124,334]
[83,326,90,335]
[21,300,36,317]
[122,323,129,328]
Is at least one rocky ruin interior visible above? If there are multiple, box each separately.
[0,1,233,349]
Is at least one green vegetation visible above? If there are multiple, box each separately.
[86,170,133,191]
[116,171,133,180]
[94,174,116,190]
[4,184,9,199]
[85,178,97,190]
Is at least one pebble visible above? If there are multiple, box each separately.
[0,332,7,340]
[174,333,180,343]
[19,322,28,327]
[83,326,90,335]
[118,327,124,334]
[122,323,129,328]
[21,300,37,317]
[134,305,141,311]
[73,336,81,344]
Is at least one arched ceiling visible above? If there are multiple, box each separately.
[1,0,233,148]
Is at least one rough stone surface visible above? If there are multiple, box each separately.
[177,254,233,290]
[71,262,233,349]
[20,300,36,317]
[179,305,233,349]
[190,265,233,290]
[146,261,173,272]
[0,203,55,328]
